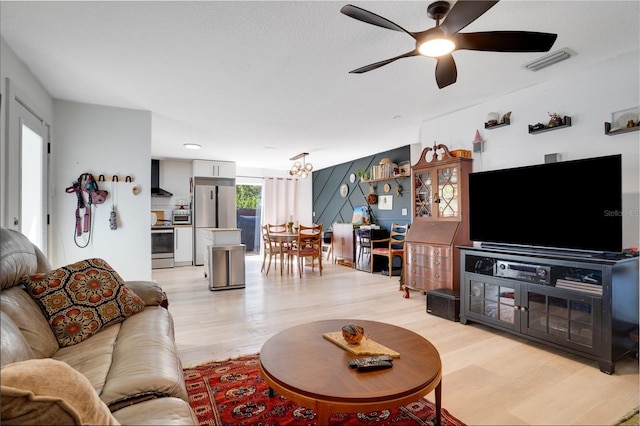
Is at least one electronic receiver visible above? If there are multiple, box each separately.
[495,261,551,285]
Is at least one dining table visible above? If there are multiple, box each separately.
[269,231,298,275]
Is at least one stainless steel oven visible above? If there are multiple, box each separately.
[151,227,175,269]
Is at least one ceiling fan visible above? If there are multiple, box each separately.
[341,1,558,89]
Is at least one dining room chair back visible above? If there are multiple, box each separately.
[356,228,372,263]
[290,224,323,277]
[370,223,409,278]
[261,224,279,275]
[322,230,333,261]
[267,223,287,233]
[268,223,292,251]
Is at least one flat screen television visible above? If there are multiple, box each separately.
[468,154,623,255]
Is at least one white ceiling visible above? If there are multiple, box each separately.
[2,1,639,171]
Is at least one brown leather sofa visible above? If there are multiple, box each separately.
[0,228,197,425]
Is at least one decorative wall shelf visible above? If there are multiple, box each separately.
[528,116,572,134]
[361,173,409,184]
[485,117,510,129]
[604,122,640,136]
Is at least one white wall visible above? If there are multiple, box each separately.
[417,50,640,248]
[52,100,152,280]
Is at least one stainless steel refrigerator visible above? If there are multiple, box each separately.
[193,181,237,265]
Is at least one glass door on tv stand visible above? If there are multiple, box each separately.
[524,287,599,352]
[467,276,517,330]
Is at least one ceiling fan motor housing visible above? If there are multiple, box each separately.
[427,1,451,21]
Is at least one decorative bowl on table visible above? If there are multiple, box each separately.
[342,324,364,345]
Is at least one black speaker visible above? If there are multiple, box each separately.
[426,289,460,322]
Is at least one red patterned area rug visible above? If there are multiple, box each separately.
[184,354,465,426]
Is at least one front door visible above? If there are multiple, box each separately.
[6,80,50,254]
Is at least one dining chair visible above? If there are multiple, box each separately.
[356,228,372,264]
[267,223,287,233]
[289,224,323,277]
[261,225,280,275]
[322,230,333,262]
[268,222,292,252]
[370,223,409,278]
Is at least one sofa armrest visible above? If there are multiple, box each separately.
[124,281,165,307]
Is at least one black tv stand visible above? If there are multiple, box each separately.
[459,245,639,374]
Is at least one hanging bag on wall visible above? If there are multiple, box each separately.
[65,173,108,247]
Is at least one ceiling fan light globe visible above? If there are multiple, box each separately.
[419,39,455,57]
[304,163,313,172]
[300,170,308,179]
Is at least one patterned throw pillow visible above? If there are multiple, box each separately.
[21,258,145,347]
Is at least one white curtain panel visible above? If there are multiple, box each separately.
[263,177,299,226]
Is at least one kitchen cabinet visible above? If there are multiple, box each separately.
[403,144,472,298]
[192,160,236,178]
[174,226,193,266]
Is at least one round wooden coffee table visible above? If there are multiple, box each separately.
[259,319,442,424]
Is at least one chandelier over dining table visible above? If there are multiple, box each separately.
[289,152,313,178]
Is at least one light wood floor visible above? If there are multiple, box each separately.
[153,254,639,425]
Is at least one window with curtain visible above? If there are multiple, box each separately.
[262,177,298,226]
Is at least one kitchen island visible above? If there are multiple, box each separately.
[197,228,245,291]
[194,228,242,266]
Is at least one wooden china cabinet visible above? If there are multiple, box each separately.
[403,144,472,298]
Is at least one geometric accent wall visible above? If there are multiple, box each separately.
[312,145,412,232]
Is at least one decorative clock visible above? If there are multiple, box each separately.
[340,183,349,198]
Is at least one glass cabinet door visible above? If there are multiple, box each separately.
[414,170,433,218]
[468,278,517,327]
[526,289,597,350]
[437,166,459,218]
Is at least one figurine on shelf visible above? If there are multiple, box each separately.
[500,111,511,124]
[485,112,499,127]
[548,112,563,127]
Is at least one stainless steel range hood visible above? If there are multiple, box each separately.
[151,159,173,197]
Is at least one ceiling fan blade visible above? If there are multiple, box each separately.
[440,1,499,36]
[349,50,420,74]
[341,4,416,40]
[453,31,557,52]
[435,54,457,89]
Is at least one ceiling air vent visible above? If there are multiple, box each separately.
[525,48,575,71]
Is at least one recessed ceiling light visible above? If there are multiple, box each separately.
[183,143,201,150]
